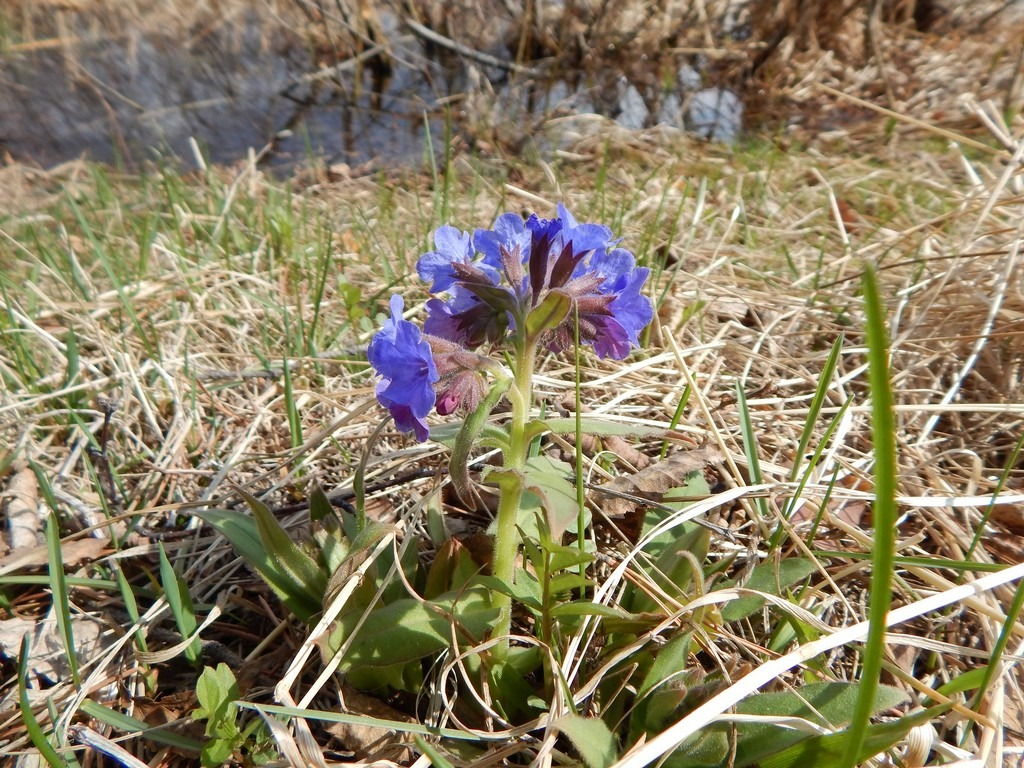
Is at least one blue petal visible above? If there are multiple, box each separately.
[367,295,439,441]
[417,225,472,292]
[474,214,529,268]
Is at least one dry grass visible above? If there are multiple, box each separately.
[1,2,1024,767]
[2,109,1023,764]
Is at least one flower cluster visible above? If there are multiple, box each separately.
[367,204,654,440]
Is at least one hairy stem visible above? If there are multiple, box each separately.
[491,341,536,651]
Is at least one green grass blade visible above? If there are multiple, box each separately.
[969,573,1024,718]
[809,550,1007,573]
[281,352,304,450]
[775,396,852,550]
[735,382,768,527]
[19,634,78,767]
[44,508,80,686]
[790,335,845,484]
[966,428,1024,560]
[79,699,203,752]
[305,225,333,357]
[115,565,149,654]
[415,736,457,768]
[239,702,480,740]
[0,574,124,590]
[158,543,201,664]
[840,264,898,768]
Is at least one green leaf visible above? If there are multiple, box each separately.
[735,682,907,761]
[475,573,544,612]
[630,633,695,743]
[549,601,634,619]
[238,490,327,599]
[158,543,201,664]
[842,263,899,768]
[758,704,946,768]
[639,473,712,555]
[664,682,910,768]
[525,289,572,340]
[627,522,709,614]
[720,557,819,622]
[424,538,481,600]
[19,635,75,768]
[489,656,548,720]
[639,632,692,697]
[194,664,240,731]
[546,539,595,573]
[415,736,457,768]
[196,507,323,623]
[521,455,583,539]
[44,508,79,685]
[308,483,336,523]
[202,736,237,768]
[448,379,511,505]
[333,587,499,669]
[429,421,508,449]
[532,417,665,439]
[557,714,618,768]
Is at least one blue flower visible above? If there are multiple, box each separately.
[473,213,532,268]
[418,225,501,294]
[417,204,653,360]
[423,284,512,350]
[582,247,654,358]
[367,295,439,441]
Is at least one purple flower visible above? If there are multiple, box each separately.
[473,213,532,267]
[418,225,501,294]
[576,247,654,359]
[554,202,616,256]
[423,285,511,349]
[417,204,654,360]
[367,295,439,441]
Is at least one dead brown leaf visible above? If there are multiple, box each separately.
[328,685,416,759]
[564,433,653,471]
[4,460,41,551]
[592,445,723,542]
[0,608,103,687]
[988,503,1024,535]
[0,537,110,577]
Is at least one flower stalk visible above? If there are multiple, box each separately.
[365,203,654,653]
[489,339,537,648]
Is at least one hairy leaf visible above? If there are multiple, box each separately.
[331,587,499,669]
[720,557,819,622]
[557,715,618,768]
[196,508,323,623]
[666,682,911,768]
[758,704,946,768]
[535,417,666,439]
[521,454,583,539]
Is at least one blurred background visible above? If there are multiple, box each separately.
[0,0,1021,173]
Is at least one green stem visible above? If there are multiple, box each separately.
[491,341,536,651]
